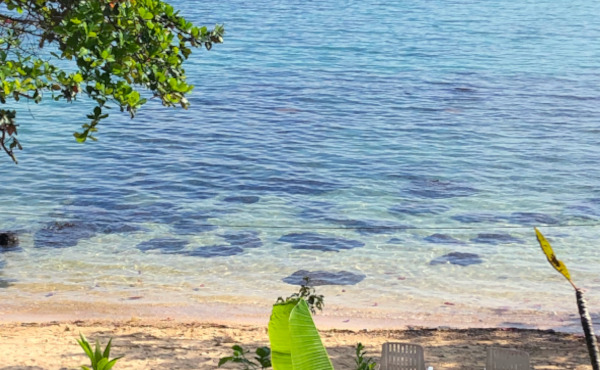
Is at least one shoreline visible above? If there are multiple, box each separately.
[0,297,594,333]
[0,318,597,369]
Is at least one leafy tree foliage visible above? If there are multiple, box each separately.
[0,0,223,163]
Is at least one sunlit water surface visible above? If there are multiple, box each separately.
[1,0,600,331]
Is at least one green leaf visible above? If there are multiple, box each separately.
[268,301,295,369]
[97,358,108,370]
[218,357,233,367]
[103,338,112,359]
[104,357,122,370]
[73,73,84,83]
[77,334,94,360]
[71,18,82,24]
[268,299,333,370]
[289,299,333,369]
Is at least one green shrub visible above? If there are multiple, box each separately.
[76,333,122,370]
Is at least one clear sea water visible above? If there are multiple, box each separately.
[1,0,600,331]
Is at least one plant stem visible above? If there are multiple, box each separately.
[576,288,600,370]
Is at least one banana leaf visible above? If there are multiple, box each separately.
[268,299,333,370]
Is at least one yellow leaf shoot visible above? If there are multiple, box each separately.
[535,227,574,287]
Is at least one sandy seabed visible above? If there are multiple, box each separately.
[0,318,597,370]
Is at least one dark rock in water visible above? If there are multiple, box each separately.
[223,196,260,204]
[137,238,188,253]
[327,218,408,235]
[34,221,97,248]
[451,213,507,223]
[170,218,216,235]
[424,233,464,244]
[471,233,523,245]
[0,232,19,247]
[184,245,244,258]
[279,232,364,252]
[389,203,450,216]
[99,223,141,234]
[430,252,482,266]
[405,179,478,199]
[387,238,403,244]
[283,270,366,286]
[296,201,337,221]
[562,205,600,221]
[508,212,560,226]
[0,278,14,288]
[237,177,340,196]
[221,231,263,249]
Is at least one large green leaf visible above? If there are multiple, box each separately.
[268,300,295,369]
[289,299,334,370]
[268,299,333,370]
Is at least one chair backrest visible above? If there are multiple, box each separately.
[486,347,530,370]
[380,342,426,370]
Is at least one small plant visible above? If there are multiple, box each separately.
[276,276,324,314]
[218,345,271,369]
[535,228,600,370]
[77,333,122,370]
[354,342,377,370]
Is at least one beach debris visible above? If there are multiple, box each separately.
[283,270,366,286]
[430,252,482,266]
[279,232,364,252]
[470,233,523,245]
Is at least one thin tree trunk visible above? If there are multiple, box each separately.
[576,288,600,370]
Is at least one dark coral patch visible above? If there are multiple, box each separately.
[184,245,244,258]
[471,233,523,245]
[389,203,450,216]
[405,179,477,199]
[283,270,366,286]
[424,233,464,244]
[221,231,263,249]
[508,212,559,226]
[136,238,189,253]
[34,221,97,248]
[451,213,507,223]
[430,252,482,266]
[279,232,364,252]
[223,196,260,204]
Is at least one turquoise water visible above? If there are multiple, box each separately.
[1,0,600,330]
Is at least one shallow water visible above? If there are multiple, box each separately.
[1,0,600,331]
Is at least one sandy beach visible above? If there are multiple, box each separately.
[0,317,596,369]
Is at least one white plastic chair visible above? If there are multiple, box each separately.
[380,342,433,370]
[485,347,530,370]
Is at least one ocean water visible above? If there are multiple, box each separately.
[1,0,600,331]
